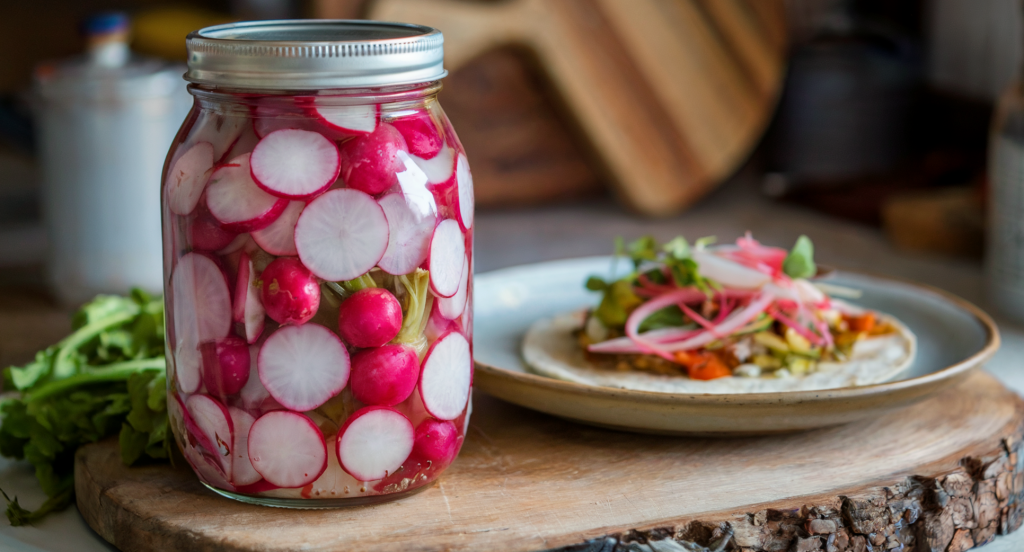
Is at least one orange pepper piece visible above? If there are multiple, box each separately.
[845,312,876,333]
[674,351,732,380]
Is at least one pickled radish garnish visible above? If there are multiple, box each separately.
[411,419,459,468]
[248,411,327,488]
[252,200,303,256]
[166,142,214,216]
[337,288,403,348]
[437,253,469,320]
[411,146,455,184]
[428,219,466,298]
[690,249,771,290]
[391,110,442,159]
[337,406,414,481]
[338,123,408,195]
[185,394,234,478]
[418,331,472,421]
[294,189,389,281]
[377,193,436,275]
[350,344,419,407]
[313,102,379,136]
[206,153,288,233]
[260,257,320,326]
[250,129,340,199]
[172,253,232,392]
[200,336,251,397]
[233,251,266,343]
[258,324,350,411]
[454,154,474,230]
[228,407,262,486]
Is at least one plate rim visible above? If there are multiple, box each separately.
[472,256,1001,406]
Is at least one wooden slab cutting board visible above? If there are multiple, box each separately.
[77,371,1024,552]
[366,0,788,216]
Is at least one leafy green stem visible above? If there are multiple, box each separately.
[24,358,165,403]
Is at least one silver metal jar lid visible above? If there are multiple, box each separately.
[185,20,446,90]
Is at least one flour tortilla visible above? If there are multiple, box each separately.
[521,310,917,393]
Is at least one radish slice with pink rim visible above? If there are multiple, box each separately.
[691,249,771,290]
[248,410,327,488]
[185,394,234,479]
[454,153,474,230]
[251,200,303,256]
[313,102,379,136]
[172,253,232,393]
[232,252,266,343]
[228,407,262,486]
[294,188,389,281]
[237,344,270,412]
[188,111,249,160]
[412,146,455,185]
[258,324,351,412]
[250,129,340,199]
[428,219,466,298]
[418,331,472,421]
[437,253,469,320]
[377,193,436,275]
[337,406,414,481]
[206,153,288,233]
[166,142,215,216]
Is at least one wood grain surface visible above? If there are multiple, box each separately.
[77,371,1024,552]
[366,0,787,216]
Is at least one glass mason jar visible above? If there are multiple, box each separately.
[162,21,474,507]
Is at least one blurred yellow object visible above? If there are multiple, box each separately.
[132,8,234,61]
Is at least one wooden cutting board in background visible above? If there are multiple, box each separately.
[361,0,787,216]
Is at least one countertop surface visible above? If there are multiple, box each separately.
[2,175,1022,551]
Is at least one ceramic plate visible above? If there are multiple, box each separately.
[472,257,1000,435]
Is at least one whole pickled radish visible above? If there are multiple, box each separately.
[412,419,459,468]
[391,110,443,159]
[337,288,403,348]
[338,123,408,195]
[200,336,251,397]
[260,257,320,326]
[350,344,419,406]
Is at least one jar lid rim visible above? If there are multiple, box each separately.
[185,20,446,90]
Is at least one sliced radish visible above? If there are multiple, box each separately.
[377,193,437,275]
[189,111,249,160]
[248,410,327,488]
[217,233,251,256]
[250,129,340,199]
[253,106,318,139]
[189,203,238,252]
[200,336,250,397]
[419,331,472,421]
[313,102,379,136]
[233,251,266,343]
[338,123,408,195]
[258,324,350,411]
[391,110,443,159]
[223,126,260,161]
[238,344,270,412]
[337,406,414,481]
[166,142,215,216]
[428,219,466,298]
[294,189,389,281]
[182,437,235,491]
[172,253,232,392]
[228,407,262,486]
[206,153,288,233]
[691,250,771,290]
[454,153,474,230]
[425,300,458,343]
[437,253,469,320]
[411,146,455,184]
[252,200,303,256]
[185,394,234,478]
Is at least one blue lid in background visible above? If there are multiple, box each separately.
[83,11,129,36]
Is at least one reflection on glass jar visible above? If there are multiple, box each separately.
[162,21,473,507]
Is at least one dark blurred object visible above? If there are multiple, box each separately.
[0,96,35,153]
[231,0,299,19]
[882,186,984,258]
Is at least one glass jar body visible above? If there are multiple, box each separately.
[161,83,474,506]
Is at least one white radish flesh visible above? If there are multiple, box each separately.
[174,340,203,394]
[233,252,266,343]
[419,331,472,421]
[691,250,771,290]
[189,111,249,160]
[294,189,389,281]
[314,103,378,136]
[377,193,436,275]
[258,324,350,412]
[248,411,327,488]
[455,153,474,230]
[428,219,466,298]
[411,147,455,184]
[185,394,234,479]
[206,153,288,233]
[437,253,469,320]
[250,129,340,199]
[228,407,262,486]
[336,406,414,482]
[251,200,303,256]
[166,142,215,216]
[238,344,270,412]
[172,253,232,392]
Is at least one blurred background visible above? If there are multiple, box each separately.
[2,0,1024,357]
